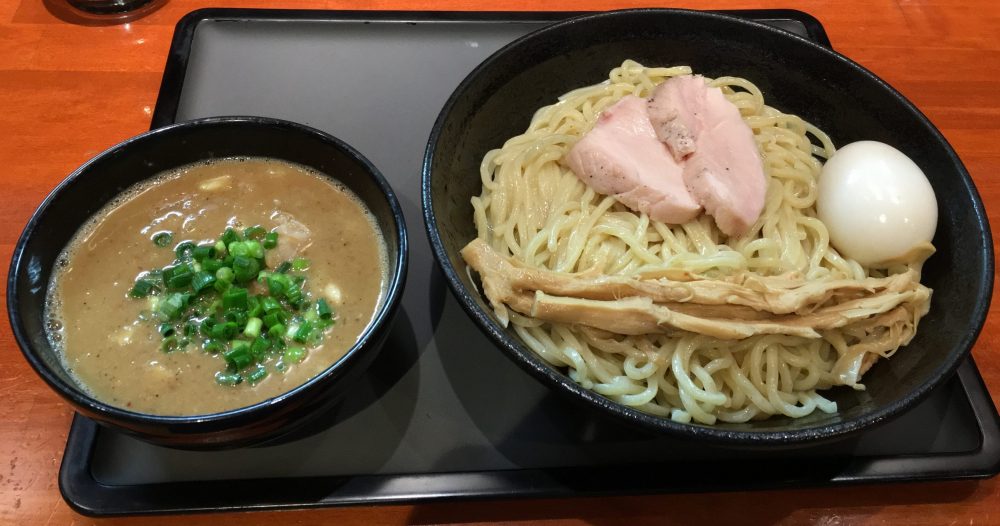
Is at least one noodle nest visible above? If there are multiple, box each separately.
[466,60,931,424]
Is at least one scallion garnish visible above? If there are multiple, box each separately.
[222,287,248,310]
[221,227,240,245]
[317,298,333,320]
[192,244,216,261]
[224,342,252,370]
[191,271,216,293]
[250,336,270,359]
[215,371,243,386]
[245,364,268,384]
[152,231,174,247]
[243,225,266,240]
[129,278,158,298]
[203,339,224,354]
[263,232,278,250]
[261,296,282,315]
[210,321,239,340]
[283,346,306,364]
[175,241,196,260]
[232,256,260,283]
[268,323,287,339]
[158,293,188,320]
[244,317,263,339]
[127,223,335,388]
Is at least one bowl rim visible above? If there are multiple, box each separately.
[421,7,995,445]
[7,115,409,426]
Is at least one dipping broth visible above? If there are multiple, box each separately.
[46,158,387,415]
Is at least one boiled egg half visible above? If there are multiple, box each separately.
[817,141,938,267]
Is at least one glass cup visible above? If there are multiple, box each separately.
[47,0,167,24]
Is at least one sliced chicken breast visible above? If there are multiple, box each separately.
[647,75,706,161]
[647,75,767,237]
[565,95,702,224]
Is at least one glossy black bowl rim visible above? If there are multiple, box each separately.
[421,8,994,445]
[8,115,409,427]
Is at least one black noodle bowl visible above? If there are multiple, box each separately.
[421,9,993,446]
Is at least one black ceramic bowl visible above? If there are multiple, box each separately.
[8,116,408,449]
[423,9,993,446]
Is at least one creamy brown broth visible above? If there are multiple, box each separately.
[46,158,387,415]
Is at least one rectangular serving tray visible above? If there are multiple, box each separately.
[59,8,1000,516]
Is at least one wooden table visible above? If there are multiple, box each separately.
[1,0,998,524]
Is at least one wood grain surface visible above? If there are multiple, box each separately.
[1,0,998,524]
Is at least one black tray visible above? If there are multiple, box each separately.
[59,8,1000,517]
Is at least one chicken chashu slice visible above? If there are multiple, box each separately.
[461,239,931,341]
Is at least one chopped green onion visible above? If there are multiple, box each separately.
[213,279,231,294]
[204,339,225,354]
[224,309,248,328]
[247,296,264,318]
[316,298,333,320]
[192,244,216,261]
[215,371,243,386]
[285,285,304,307]
[224,342,252,371]
[158,293,188,320]
[215,266,235,284]
[200,317,217,336]
[129,222,332,389]
[268,323,286,339]
[175,241,196,260]
[250,336,270,359]
[267,274,289,297]
[162,262,193,282]
[261,312,280,328]
[261,296,282,314]
[263,232,278,249]
[201,259,223,273]
[223,287,248,310]
[152,231,173,247]
[129,278,158,298]
[245,364,268,384]
[166,274,193,290]
[283,347,306,364]
[232,256,261,283]
[210,321,239,340]
[245,240,264,259]
[221,227,240,245]
[191,271,216,293]
[228,241,250,258]
[244,317,263,338]
[293,320,314,343]
[243,225,266,240]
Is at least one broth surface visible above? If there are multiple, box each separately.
[47,158,386,415]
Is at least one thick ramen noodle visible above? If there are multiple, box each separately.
[464,61,932,424]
